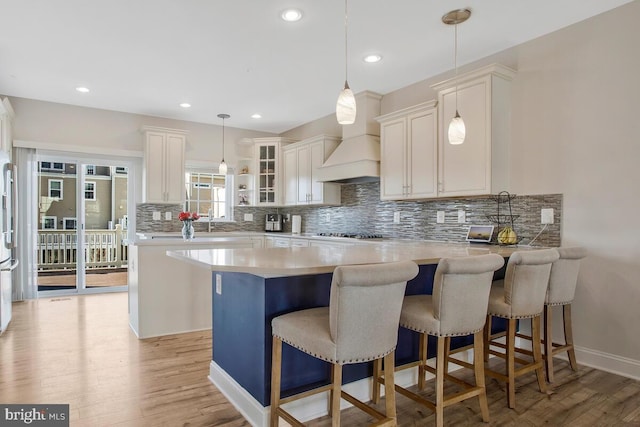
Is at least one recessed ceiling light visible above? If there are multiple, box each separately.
[179,103,191,108]
[251,113,262,119]
[363,54,382,63]
[281,9,302,22]
[75,87,90,93]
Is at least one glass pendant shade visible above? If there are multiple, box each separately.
[336,82,356,124]
[218,160,228,175]
[448,111,466,145]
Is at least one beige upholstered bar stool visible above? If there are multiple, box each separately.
[542,247,587,382]
[270,260,419,427]
[373,254,505,427]
[484,248,559,409]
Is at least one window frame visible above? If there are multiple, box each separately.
[42,216,57,230]
[84,181,96,200]
[48,179,63,199]
[184,169,234,222]
[62,217,77,230]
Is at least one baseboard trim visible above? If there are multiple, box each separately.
[557,346,640,381]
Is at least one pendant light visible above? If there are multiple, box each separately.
[443,9,471,145]
[217,113,230,175]
[336,0,356,124]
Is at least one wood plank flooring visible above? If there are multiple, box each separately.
[1,293,639,426]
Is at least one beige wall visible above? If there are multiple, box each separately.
[275,2,640,370]
[10,98,276,168]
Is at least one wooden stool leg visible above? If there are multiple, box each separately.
[474,331,490,423]
[563,304,578,371]
[383,351,397,421]
[544,305,555,383]
[444,336,451,375]
[506,319,517,409]
[418,332,428,390]
[270,337,283,427]
[331,363,342,427]
[435,337,446,427]
[484,315,492,362]
[532,315,548,394]
[372,358,382,404]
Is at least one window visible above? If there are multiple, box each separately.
[115,166,128,174]
[184,171,233,220]
[86,165,95,175]
[48,179,63,199]
[84,181,96,200]
[42,216,57,230]
[63,217,77,230]
[41,162,64,171]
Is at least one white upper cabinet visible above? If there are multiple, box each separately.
[253,137,296,206]
[142,126,187,204]
[283,135,341,206]
[432,64,515,197]
[377,101,438,200]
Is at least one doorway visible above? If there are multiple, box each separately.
[36,156,131,294]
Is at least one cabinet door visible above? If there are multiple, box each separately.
[380,118,407,200]
[256,144,278,205]
[282,148,298,206]
[164,134,186,204]
[407,109,437,199]
[439,77,490,197]
[144,132,167,203]
[297,145,311,204]
[309,141,327,204]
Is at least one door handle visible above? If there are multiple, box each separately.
[0,259,19,272]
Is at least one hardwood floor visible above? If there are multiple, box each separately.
[1,293,639,426]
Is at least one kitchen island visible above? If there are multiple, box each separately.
[168,242,522,426]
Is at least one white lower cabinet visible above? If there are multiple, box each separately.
[283,135,341,206]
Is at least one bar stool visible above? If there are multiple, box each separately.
[270,260,419,427]
[542,247,587,382]
[484,248,559,409]
[374,254,505,427]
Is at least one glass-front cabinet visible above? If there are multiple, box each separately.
[252,137,296,206]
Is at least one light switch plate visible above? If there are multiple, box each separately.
[393,212,401,224]
[152,211,161,221]
[164,212,172,221]
[215,274,222,295]
[437,211,445,224]
[457,210,466,223]
[244,213,254,222]
[541,208,554,224]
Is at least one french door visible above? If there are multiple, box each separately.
[36,154,133,295]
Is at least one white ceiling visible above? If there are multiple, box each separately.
[0,0,633,134]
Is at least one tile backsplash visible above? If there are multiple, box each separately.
[137,183,561,247]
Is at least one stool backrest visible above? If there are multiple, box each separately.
[330,260,419,363]
[433,254,505,335]
[547,247,587,305]
[503,249,560,317]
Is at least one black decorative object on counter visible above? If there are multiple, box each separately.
[486,191,521,245]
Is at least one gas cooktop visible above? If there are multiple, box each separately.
[315,232,384,240]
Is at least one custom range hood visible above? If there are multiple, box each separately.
[317,91,382,184]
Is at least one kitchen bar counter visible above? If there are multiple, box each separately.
[167,241,532,426]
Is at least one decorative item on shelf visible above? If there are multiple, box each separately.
[240,166,249,174]
[217,113,230,175]
[238,184,247,190]
[238,193,249,205]
[335,0,356,124]
[442,8,471,145]
[486,191,521,245]
[179,211,200,240]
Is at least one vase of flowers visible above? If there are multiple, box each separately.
[179,211,200,240]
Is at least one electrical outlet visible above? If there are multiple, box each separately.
[436,211,445,224]
[541,208,554,224]
[152,211,161,221]
[457,210,466,223]
[244,213,253,222]
[393,212,401,224]
[164,212,172,221]
[325,213,331,222]
[216,274,222,295]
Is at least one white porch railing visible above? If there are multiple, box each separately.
[37,226,128,271]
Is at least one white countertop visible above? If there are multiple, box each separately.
[166,241,524,278]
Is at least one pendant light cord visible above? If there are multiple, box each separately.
[344,0,349,85]
[221,117,225,162]
[454,21,459,113]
